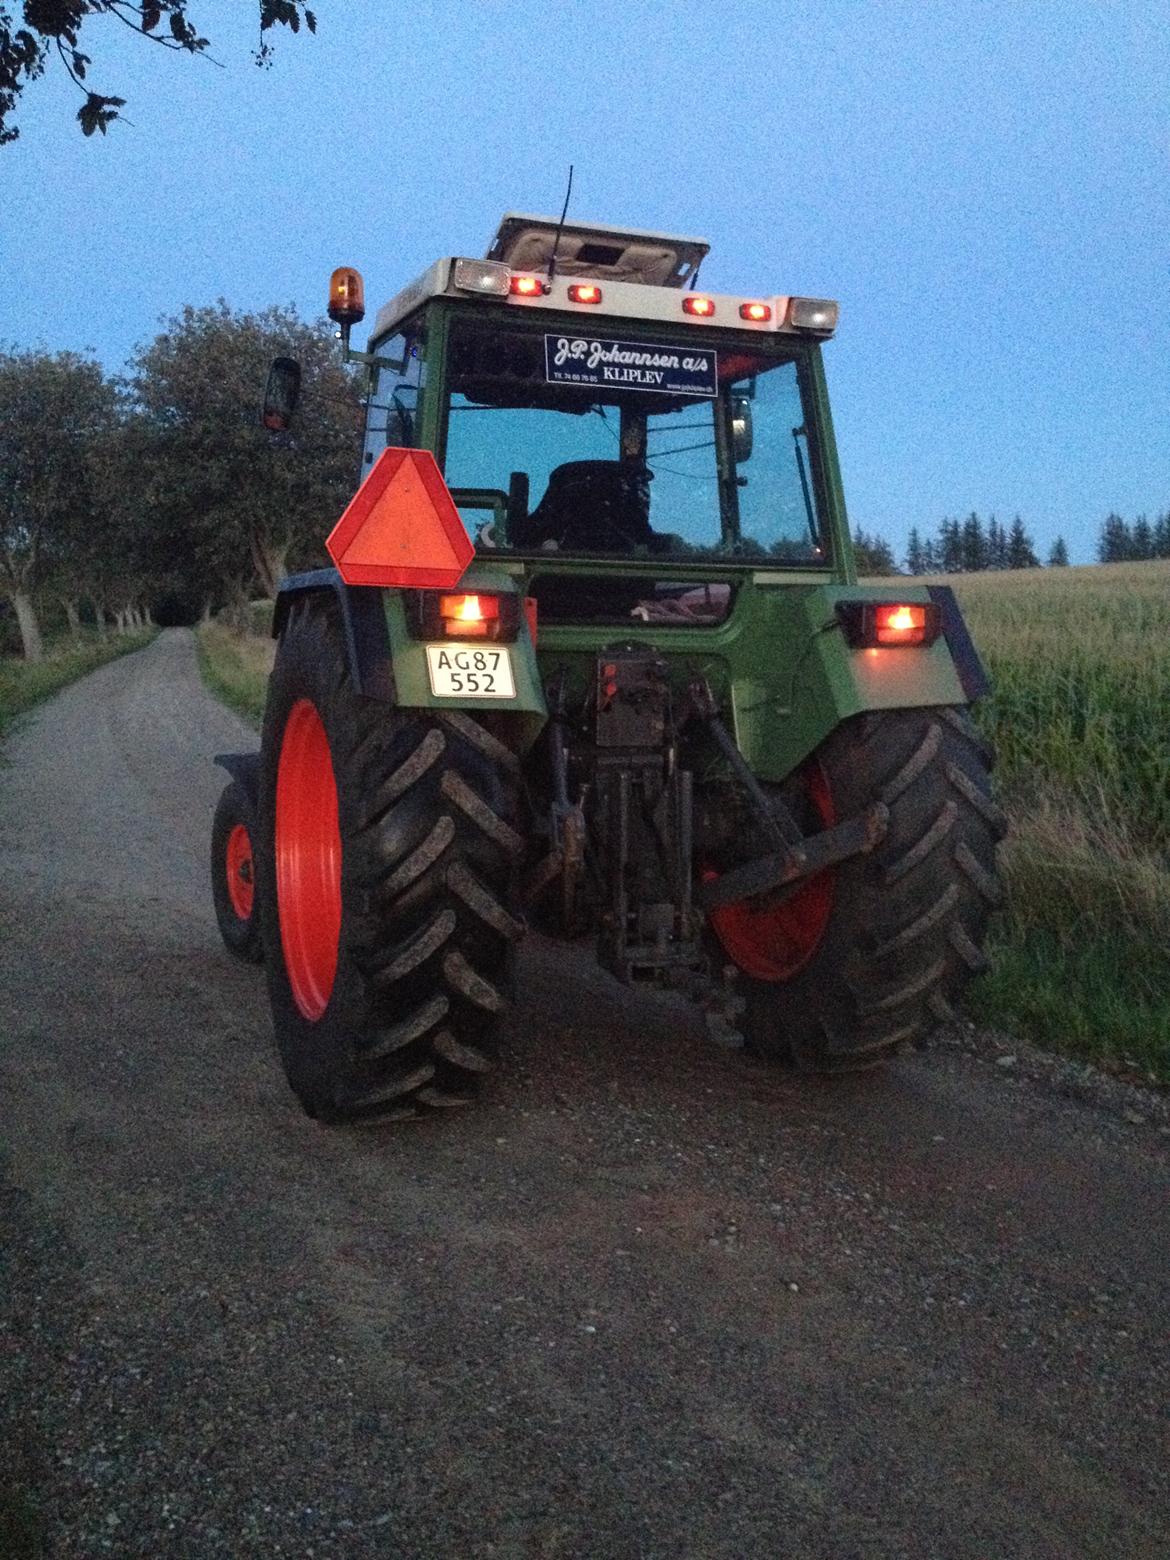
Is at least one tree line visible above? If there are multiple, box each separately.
[0,304,362,660]
[1096,512,1170,563]
[856,513,1064,576]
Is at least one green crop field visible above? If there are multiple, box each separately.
[198,562,1170,1085]
[938,560,1170,1082]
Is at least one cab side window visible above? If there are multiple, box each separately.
[362,326,427,470]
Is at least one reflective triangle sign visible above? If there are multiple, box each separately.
[325,447,474,588]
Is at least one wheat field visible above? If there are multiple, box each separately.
[937,561,1170,1079]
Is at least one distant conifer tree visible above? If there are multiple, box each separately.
[938,517,963,573]
[1007,515,1039,569]
[1154,512,1170,558]
[1131,514,1154,560]
[853,527,897,575]
[1098,513,1131,562]
[905,526,925,574]
[1047,536,1069,567]
[960,511,986,572]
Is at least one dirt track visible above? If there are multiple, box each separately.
[1,629,1167,1558]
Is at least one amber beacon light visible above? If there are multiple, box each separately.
[328,267,366,326]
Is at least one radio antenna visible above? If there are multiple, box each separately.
[545,164,574,293]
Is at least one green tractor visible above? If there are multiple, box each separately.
[211,212,1004,1125]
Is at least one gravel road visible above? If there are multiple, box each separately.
[1,629,1167,1558]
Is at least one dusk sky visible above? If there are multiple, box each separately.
[3,0,1166,564]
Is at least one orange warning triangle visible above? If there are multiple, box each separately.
[326,447,473,589]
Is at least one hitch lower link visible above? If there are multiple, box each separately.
[686,677,889,912]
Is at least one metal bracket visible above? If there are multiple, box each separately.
[699,802,889,912]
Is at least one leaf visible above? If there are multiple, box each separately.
[305,10,317,33]
[142,2,162,31]
[77,94,126,137]
[70,49,88,81]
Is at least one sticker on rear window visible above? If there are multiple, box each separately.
[545,335,717,396]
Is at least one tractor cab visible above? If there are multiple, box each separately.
[341,215,845,623]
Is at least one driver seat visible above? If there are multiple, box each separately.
[512,460,654,552]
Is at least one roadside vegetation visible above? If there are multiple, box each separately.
[195,614,275,728]
[945,561,1170,1083]
[0,627,155,745]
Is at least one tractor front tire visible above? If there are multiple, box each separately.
[257,603,524,1124]
[211,780,263,964]
[713,707,1005,1071]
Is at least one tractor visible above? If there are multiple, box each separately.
[211,212,1004,1125]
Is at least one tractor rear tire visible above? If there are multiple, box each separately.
[256,602,524,1124]
[211,780,263,964]
[712,707,1005,1071]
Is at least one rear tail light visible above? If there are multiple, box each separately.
[739,302,772,322]
[404,590,522,642]
[509,274,545,297]
[837,601,942,649]
[682,295,715,317]
[568,283,603,304]
[439,593,500,632]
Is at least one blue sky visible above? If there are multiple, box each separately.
[3,0,1167,564]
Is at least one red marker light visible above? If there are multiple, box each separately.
[509,274,544,297]
[683,295,715,317]
[739,302,772,322]
[875,604,928,644]
[438,592,501,639]
[837,600,942,649]
[568,283,603,304]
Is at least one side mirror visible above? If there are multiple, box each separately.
[261,357,301,432]
[731,395,754,463]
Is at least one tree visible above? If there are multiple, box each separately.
[0,347,118,658]
[1098,512,1131,563]
[986,516,1010,570]
[128,301,362,604]
[938,516,963,573]
[1130,514,1154,560]
[1006,515,1039,570]
[0,2,316,144]
[905,526,925,575]
[1155,512,1170,559]
[960,511,986,573]
[852,527,897,575]
[1047,536,1069,567]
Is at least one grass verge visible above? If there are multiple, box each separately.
[0,629,156,747]
[942,562,1170,1085]
[195,617,274,729]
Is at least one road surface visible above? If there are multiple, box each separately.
[1,630,1167,1558]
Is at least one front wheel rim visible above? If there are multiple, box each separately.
[275,699,342,1020]
[225,822,255,921]
[706,762,836,982]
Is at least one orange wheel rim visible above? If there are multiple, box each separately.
[225,822,255,921]
[275,699,341,1021]
[706,763,836,982]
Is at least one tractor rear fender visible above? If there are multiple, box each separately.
[727,581,988,783]
[273,566,547,757]
[213,750,259,805]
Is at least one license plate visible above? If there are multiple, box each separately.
[425,644,516,699]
